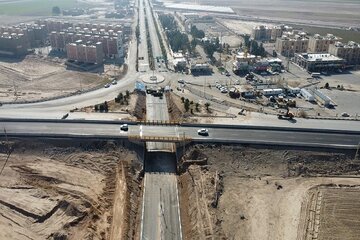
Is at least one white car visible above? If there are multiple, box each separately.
[104,83,111,88]
[197,128,209,136]
[111,80,117,85]
[178,79,185,84]
[221,88,228,93]
[120,124,129,131]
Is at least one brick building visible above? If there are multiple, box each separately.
[66,40,103,64]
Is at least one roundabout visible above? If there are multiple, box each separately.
[140,73,165,84]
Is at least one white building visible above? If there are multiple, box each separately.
[263,88,283,96]
[300,88,315,102]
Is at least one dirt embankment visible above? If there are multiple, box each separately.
[0,139,143,240]
[133,91,147,120]
[166,93,183,122]
[178,145,360,240]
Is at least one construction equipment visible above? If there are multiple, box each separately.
[278,107,294,120]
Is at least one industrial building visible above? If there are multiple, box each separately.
[275,31,309,57]
[308,34,341,53]
[66,40,104,64]
[328,41,360,66]
[294,53,345,72]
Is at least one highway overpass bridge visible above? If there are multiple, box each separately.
[0,119,359,150]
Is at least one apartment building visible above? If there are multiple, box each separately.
[66,40,103,64]
[275,31,309,57]
[50,30,123,58]
[328,41,360,65]
[308,34,341,53]
[0,23,47,48]
[251,25,272,41]
[0,33,29,56]
[251,25,293,41]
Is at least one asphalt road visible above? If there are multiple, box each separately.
[144,0,162,57]
[1,121,359,149]
[141,172,182,240]
[142,83,182,239]
[139,0,150,72]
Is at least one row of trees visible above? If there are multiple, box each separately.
[202,37,221,58]
[180,97,210,113]
[159,14,192,55]
[159,14,178,30]
[190,26,205,39]
[115,91,130,105]
[167,30,191,53]
[242,35,266,57]
[94,91,131,112]
[144,14,155,70]
[150,7,168,64]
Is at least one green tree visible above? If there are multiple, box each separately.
[205,102,210,112]
[273,50,278,57]
[195,103,200,112]
[52,6,61,15]
[184,99,190,112]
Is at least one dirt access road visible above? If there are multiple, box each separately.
[0,139,142,240]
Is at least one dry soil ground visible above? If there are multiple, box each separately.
[196,0,360,28]
[0,55,108,103]
[0,139,142,240]
[178,144,360,240]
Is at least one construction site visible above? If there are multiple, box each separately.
[1,135,360,239]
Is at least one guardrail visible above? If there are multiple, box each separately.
[128,135,192,142]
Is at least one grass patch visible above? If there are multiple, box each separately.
[0,0,80,16]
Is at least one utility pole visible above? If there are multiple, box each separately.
[219,31,222,66]
[355,142,360,161]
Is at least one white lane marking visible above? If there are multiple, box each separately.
[175,126,179,138]
[140,125,143,137]
[140,174,147,240]
[174,176,183,240]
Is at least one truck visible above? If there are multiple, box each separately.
[311,72,321,78]
[278,107,294,120]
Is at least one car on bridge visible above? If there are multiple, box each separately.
[120,124,129,131]
[197,128,209,136]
